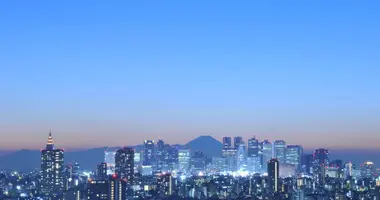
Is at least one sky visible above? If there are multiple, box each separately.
[0,0,379,150]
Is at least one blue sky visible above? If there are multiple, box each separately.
[0,0,379,149]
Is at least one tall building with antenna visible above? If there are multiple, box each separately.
[40,131,64,196]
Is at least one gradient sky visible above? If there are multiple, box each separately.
[1,0,379,150]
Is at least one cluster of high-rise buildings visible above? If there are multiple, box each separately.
[220,136,303,174]
[0,133,379,199]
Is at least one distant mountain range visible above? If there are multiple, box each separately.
[0,135,222,171]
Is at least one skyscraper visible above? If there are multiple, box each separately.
[313,148,329,166]
[115,147,134,182]
[345,161,353,179]
[222,148,237,172]
[73,162,80,178]
[268,158,280,193]
[157,173,175,196]
[165,145,178,172]
[97,162,108,180]
[87,175,127,200]
[302,154,313,174]
[274,140,286,164]
[87,180,108,200]
[222,137,232,149]
[285,145,303,171]
[134,152,141,173]
[143,140,155,166]
[134,152,141,166]
[361,161,375,179]
[178,149,190,173]
[40,131,64,196]
[234,136,243,150]
[237,142,247,171]
[157,139,167,171]
[313,148,329,185]
[104,150,116,175]
[191,151,206,174]
[156,140,177,172]
[248,137,262,172]
[247,137,259,157]
[64,164,74,191]
[261,140,272,172]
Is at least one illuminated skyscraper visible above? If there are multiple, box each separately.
[313,149,329,166]
[234,136,243,150]
[73,162,80,178]
[134,152,141,165]
[143,140,155,165]
[302,154,313,174]
[261,140,272,172]
[87,180,108,200]
[40,131,64,196]
[345,161,353,179]
[268,158,280,193]
[87,175,127,200]
[247,137,258,157]
[156,139,165,171]
[361,161,375,179]
[134,152,141,173]
[155,140,177,172]
[285,145,303,171]
[237,142,246,171]
[274,140,286,164]
[223,137,232,149]
[248,137,262,172]
[64,164,74,191]
[223,148,237,172]
[157,173,175,196]
[191,151,206,174]
[178,149,190,173]
[97,162,108,180]
[313,148,329,185]
[115,147,134,182]
[104,150,116,175]
[165,145,179,172]
[222,137,237,171]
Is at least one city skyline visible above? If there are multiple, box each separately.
[0,131,378,153]
[1,1,380,149]
[1,130,380,151]
[2,125,380,199]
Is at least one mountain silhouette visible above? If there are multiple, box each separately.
[185,135,222,157]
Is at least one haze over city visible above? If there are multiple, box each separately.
[1,0,379,150]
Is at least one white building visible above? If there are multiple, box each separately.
[104,150,116,175]
[178,149,191,173]
[274,140,286,164]
[237,143,247,171]
[261,140,272,172]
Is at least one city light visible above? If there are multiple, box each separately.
[2,126,379,199]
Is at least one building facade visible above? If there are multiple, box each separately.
[274,140,286,164]
[40,132,65,196]
[115,147,134,183]
[285,145,303,171]
[268,158,280,193]
[143,140,155,166]
[104,150,116,175]
[261,140,272,172]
